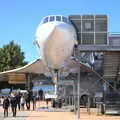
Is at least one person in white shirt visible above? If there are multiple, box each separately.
[44,92,50,108]
[20,95,25,110]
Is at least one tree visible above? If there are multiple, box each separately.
[0,41,28,72]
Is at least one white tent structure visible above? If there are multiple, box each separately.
[0,59,46,75]
[0,59,48,84]
[0,58,91,86]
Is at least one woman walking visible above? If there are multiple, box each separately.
[3,96,10,117]
[20,95,25,110]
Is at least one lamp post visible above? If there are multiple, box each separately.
[77,66,80,120]
[73,44,80,120]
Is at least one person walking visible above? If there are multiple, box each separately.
[16,92,21,111]
[32,95,36,110]
[39,89,43,101]
[44,92,50,108]
[10,94,17,117]
[20,94,25,110]
[3,96,10,117]
[26,91,31,110]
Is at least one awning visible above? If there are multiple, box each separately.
[0,59,48,83]
[0,58,91,83]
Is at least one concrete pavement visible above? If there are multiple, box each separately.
[0,102,120,120]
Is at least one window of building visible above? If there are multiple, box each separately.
[82,33,94,44]
[95,33,107,44]
[82,20,94,32]
[95,20,107,32]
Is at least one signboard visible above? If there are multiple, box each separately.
[57,80,74,85]
[8,73,25,84]
[45,93,57,99]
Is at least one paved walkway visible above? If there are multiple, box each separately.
[0,102,120,120]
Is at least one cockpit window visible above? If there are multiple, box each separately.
[62,16,67,23]
[43,17,48,24]
[41,15,69,24]
[50,16,55,21]
[56,16,61,21]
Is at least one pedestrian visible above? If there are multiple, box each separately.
[44,92,50,108]
[32,95,36,110]
[39,89,43,101]
[10,94,17,117]
[1,96,4,105]
[3,96,10,117]
[16,92,21,111]
[26,91,31,110]
[20,94,25,110]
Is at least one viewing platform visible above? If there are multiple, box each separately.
[77,45,120,52]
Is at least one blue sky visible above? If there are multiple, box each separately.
[0,0,120,62]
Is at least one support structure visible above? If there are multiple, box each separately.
[26,73,31,90]
[54,69,59,98]
[73,80,76,112]
[77,67,80,120]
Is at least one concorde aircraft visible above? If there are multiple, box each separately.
[34,15,78,97]
[35,15,77,71]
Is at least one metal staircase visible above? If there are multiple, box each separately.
[103,52,120,80]
[116,66,120,83]
[103,52,120,114]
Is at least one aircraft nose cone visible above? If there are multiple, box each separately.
[35,21,77,69]
[49,22,69,33]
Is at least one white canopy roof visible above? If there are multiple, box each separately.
[0,59,47,75]
[0,58,91,82]
[0,59,48,82]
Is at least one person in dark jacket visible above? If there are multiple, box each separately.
[38,89,43,101]
[3,96,10,117]
[16,92,21,110]
[32,95,36,110]
[26,91,31,110]
[10,95,17,117]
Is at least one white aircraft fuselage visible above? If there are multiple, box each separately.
[35,15,77,70]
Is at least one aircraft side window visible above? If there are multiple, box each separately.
[43,17,48,23]
[62,17,67,23]
[50,16,55,22]
[56,16,61,21]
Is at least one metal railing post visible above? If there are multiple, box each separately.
[77,67,80,120]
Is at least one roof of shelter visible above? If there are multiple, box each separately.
[0,58,92,82]
[0,59,48,82]
[0,59,47,75]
